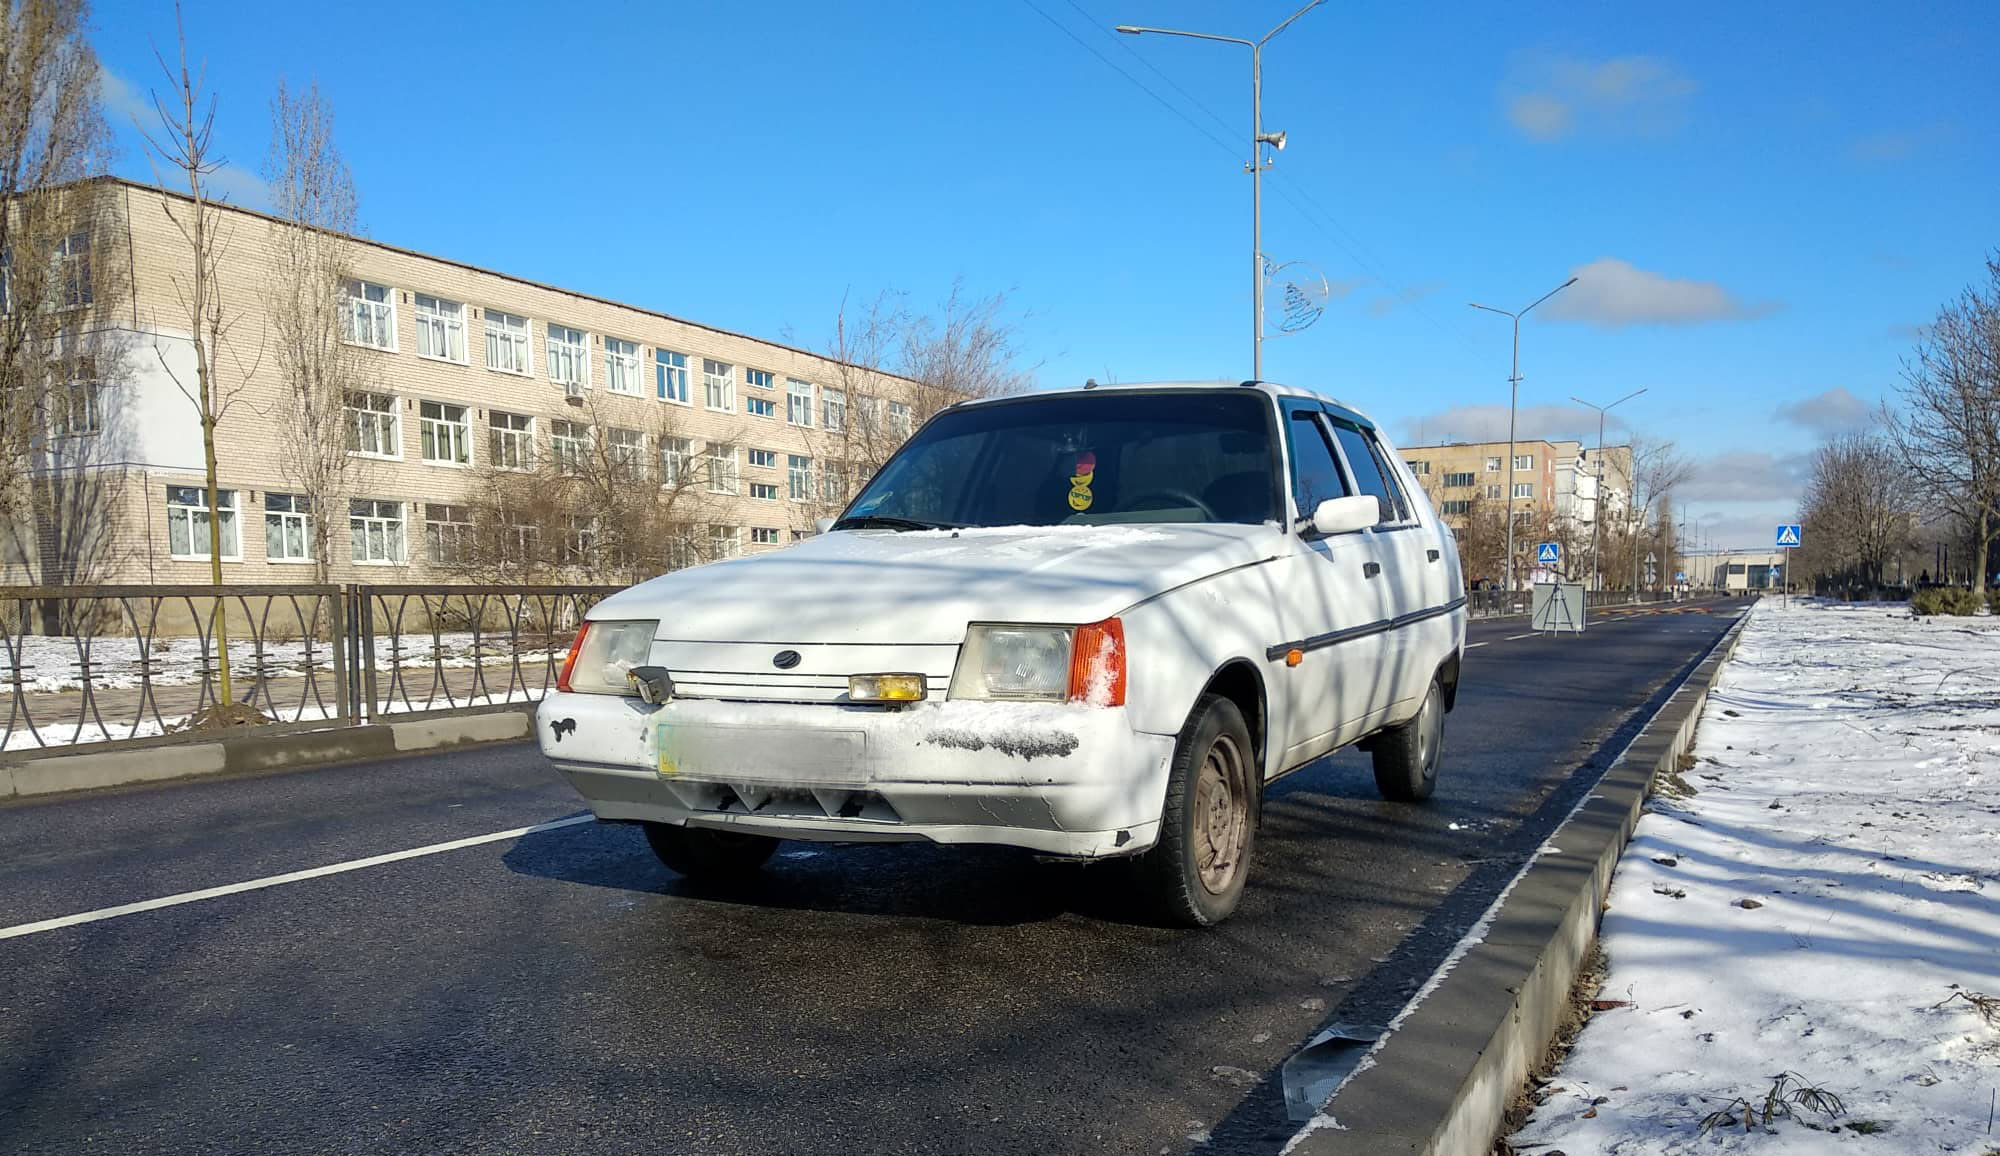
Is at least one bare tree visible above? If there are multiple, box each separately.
[1614,438,1692,592]
[1886,254,2000,593]
[459,392,734,585]
[1796,431,1915,593]
[0,0,131,606]
[261,77,365,582]
[139,3,258,707]
[797,281,1032,531]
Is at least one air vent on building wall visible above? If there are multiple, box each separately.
[564,382,585,406]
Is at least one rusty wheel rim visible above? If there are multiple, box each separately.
[1193,732,1250,895]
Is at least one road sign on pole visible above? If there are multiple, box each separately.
[1775,524,1802,548]
[1775,524,1802,608]
[1536,542,1561,566]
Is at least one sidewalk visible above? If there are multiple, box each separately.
[1505,599,2000,1152]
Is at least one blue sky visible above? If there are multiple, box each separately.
[95,1,1996,548]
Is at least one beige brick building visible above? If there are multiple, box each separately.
[12,179,935,588]
[1399,437,1634,581]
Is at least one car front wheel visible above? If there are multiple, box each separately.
[643,822,779,879]
[1131,694,1258,927]
[1372,676,1444,802]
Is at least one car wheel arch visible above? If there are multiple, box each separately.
[1189,660,1268,776]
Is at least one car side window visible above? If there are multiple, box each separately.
[1286,410,1350,521]
[1329,421,1409,526]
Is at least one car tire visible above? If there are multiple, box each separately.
[1131,694,1259,927]
[642,822,779,879]
[1372,676,1444,803]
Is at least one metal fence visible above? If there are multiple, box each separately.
[0,583,618,759]
[1466,588,1671,619]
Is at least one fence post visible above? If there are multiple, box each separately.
[359,587,379,724]
[330,586,350,725]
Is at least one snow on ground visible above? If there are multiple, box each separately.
[0,633,562,694]
[1507,597,2000,1153]
[0,687,548,751]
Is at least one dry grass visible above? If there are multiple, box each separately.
[1697,1071,1846,1136]
[1934,989,2000,1027]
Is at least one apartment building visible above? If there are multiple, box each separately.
[1401,437,1633,533]
[11,180,936,587]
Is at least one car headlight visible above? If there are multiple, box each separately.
[557,619,657,695]
[950,619,1126,705]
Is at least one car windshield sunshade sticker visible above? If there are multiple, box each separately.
[1068,451,1096,511]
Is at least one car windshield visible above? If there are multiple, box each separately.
[835,390,1279,530]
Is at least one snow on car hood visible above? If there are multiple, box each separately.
[590,522,1286,644]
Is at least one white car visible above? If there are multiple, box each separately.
[537,382,1466,925]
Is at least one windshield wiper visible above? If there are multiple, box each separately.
[830,514,961,532]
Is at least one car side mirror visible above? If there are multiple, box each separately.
[1309,495,1379,536]
[814,517,836,534]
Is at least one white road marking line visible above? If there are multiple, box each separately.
[1504,633,1537,641]
[0,814,594,943]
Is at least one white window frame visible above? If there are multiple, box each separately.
[1513,454,1535,470]
[56,232,91,309]
[546,323,588,388]
[419,400,472,466]
[749,481,780,501]
[1484,456,1502,472]
[345,391,401,459]
[488,410,534,471]
[484,308,532,375]
[51,376,102,439]
[744,368,775,391]
[786,379,813,427]
[166,485,240,562]
[1513,482,1535,499]
[551,420,590,476]
[747,448,777,468]
[820,459,847,503]
[709,525,741,559]
[659,436,692,486]
[424,503,473,567]
[887,400,911,438]
[350,498,407,565]
[263,493,312,564]
[604,336,641,395]
[656,349,690,404]
[340,280,397,351]
[745,395,778,418]
[821,388,846,433]
[413,293,467,363]
[707,442,739,495]
[750,527,781,545]
[608,426,646,480]
[787,454,813,502]
[703,359,735,412]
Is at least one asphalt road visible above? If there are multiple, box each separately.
[0,598,1748,1155]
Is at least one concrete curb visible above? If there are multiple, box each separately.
[0,708,533,802]
[1292,610,1750,1156]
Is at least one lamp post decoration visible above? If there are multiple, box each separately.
[1569,387,1646,593]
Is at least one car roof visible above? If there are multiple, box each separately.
[954,380,1380,430]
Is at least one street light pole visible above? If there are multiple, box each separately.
[1118,1,1322,381]
[1569,387,1645,594]
[1470,276,1577,599]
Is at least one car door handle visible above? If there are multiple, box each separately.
[1427,549,1440,562]
[1363,561,1381,578]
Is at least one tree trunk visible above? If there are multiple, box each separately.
[202,408,233,705]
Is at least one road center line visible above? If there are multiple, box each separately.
[1504,633,1537,641]
[0,814,594,942]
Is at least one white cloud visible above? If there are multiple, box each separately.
[1396,402,1617,447]
[96,65,153,127]
[1502,53,1696,141]
[1542,257,1779,328]
[203,164,271,211]
[1365,281,1443,317]
[1674,450,1809,503]
[1774,387,1872,437]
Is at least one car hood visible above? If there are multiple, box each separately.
[591,523,1287,644]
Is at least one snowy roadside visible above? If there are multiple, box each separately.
[1505,597,2000,1154]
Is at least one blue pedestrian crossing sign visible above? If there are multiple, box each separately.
[1775,524,1803,548]
[1536,542,1561,565]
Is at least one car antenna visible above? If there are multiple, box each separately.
[1083,378,1098,389]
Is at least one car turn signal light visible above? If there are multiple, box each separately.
[849,673,928,703]
[1068,618,1127,707]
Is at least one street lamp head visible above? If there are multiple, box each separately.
[1114,24,1143,34]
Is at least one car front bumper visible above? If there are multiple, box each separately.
[534,692,1177,858]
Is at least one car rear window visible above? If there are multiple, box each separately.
[840,391,1279,528]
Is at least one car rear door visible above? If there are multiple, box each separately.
[1270,400,1395,769]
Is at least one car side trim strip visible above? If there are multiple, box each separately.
[1264,595,1468,662]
